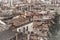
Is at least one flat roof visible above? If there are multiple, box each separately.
[0,30,16,40]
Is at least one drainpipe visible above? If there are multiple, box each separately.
[16,32,18,40]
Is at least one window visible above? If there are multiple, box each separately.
[26,26,28,31]
[23,27,25,32]
[19,29,21,32]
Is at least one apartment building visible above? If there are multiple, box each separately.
[41,0,52,4]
